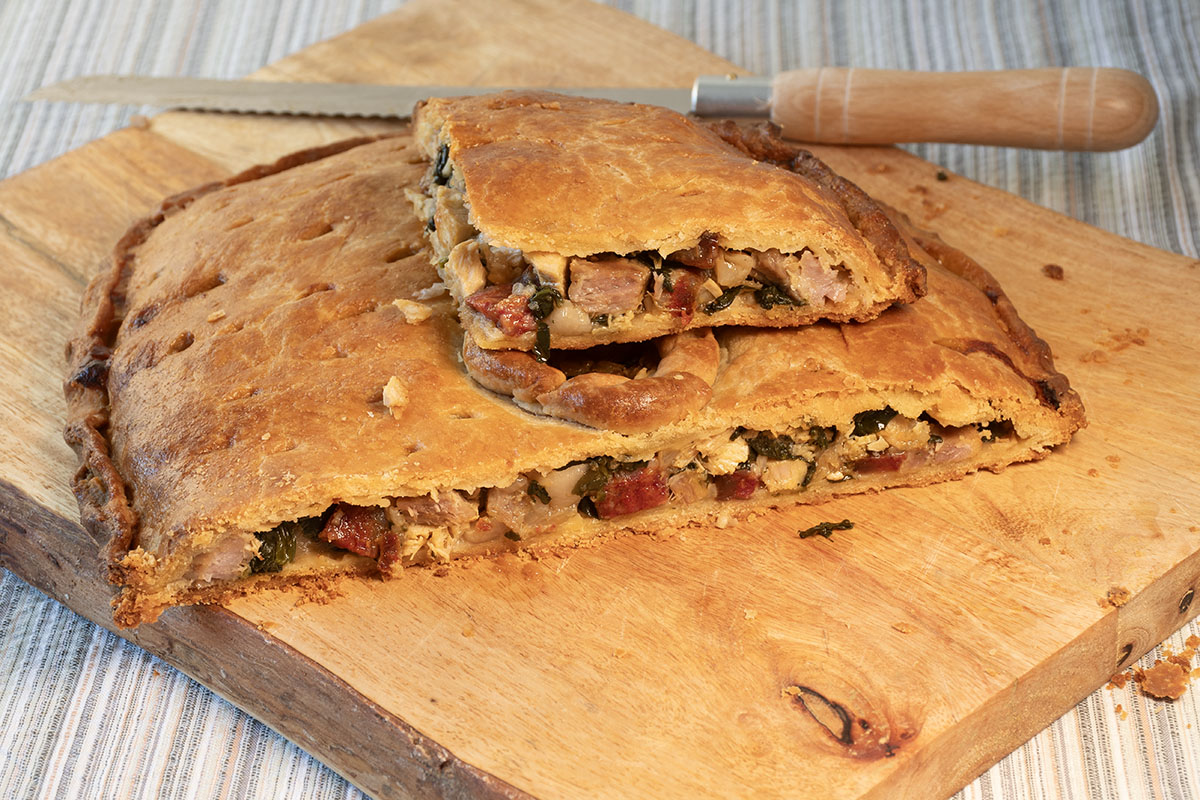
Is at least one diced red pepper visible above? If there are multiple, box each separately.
[465,283,537,336]
[714,469,760,500]
[663,269,705,325]
[320,503,390,558]
[595,467,669,519]
[853,452,908,474]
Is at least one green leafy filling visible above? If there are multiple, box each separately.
[798,519,854,539]
[852,407,898,436]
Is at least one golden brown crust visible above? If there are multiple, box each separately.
[463,329,720,433]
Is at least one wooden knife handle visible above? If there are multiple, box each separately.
[770,67,1158,150]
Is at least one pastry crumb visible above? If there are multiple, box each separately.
[382,376,407,417]
[206,310,227,323]
[1100,586,1132,608]
[1135,661,1189,699]
[393,298,433,322]
[1112,639,1200,701]
[1087,468,1101,477]
[461,624,475,637]
[413,282,447,300]
[1042,263,1065,280]
[1038,536,1051,545]
[1099,327,1150,352]
[743,609,758,620]
[891,622,916,634]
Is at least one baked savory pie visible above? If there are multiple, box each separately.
[410,92,925,355]
[64,132,1084,628]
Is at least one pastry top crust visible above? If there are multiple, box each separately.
[64,132,1083,588]
[415,92,908,272]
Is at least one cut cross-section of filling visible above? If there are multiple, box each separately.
[197,408,1024,584]
[413,162,862,350]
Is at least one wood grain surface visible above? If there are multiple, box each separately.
[1,0,1198,798]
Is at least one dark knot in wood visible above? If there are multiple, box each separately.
[1117,642,1134,668]
[786,685,854,746]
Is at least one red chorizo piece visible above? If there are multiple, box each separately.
[595,466,669,519]
[714,470,760,500]
[320,503,390,558]
[465,283,537,335]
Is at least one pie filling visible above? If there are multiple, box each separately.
[411,149,860,351]
[195,409,1019,585]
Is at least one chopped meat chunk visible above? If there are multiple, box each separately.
[567,257,650,315]
[752,249,799,296]
[465,283,537,335]
[799,250,849,305]
[392,492,479,526]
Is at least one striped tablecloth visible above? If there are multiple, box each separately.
[2,1,1197,797]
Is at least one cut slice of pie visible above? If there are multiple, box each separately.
[410,91,925,353]
[64,132,1084,628]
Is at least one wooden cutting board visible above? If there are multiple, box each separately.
[2,1,1198,798]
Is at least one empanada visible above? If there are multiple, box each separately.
[64,134,1083,628]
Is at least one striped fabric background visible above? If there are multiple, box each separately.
[1,1,1197,798]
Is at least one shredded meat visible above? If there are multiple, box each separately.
[567,257,649,315]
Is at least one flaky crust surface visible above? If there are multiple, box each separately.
[64,132,1082,626]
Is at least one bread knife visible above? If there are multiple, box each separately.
[25,68,1158,150]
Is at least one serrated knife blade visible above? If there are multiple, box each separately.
[23,75,703,118]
